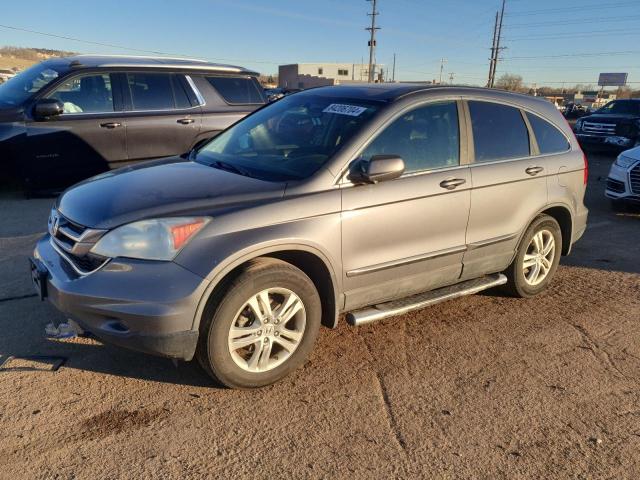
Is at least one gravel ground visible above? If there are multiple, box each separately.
[0,151,639,479]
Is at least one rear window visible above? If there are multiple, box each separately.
[206,76,264,104]
[526,113,570,155]
[469,101,530,162]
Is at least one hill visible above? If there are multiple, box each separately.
[0,46,76,71]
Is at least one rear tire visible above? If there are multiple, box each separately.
[196,257,321,389]
[502,214,562,298]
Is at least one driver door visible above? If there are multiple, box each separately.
[341,100,471,310]
[25,72,127,189]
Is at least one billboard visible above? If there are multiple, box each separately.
[598,73,628,87]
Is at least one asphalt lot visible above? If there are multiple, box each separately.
[1,151,639,479]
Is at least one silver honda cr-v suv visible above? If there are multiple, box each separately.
[31,84,588,388]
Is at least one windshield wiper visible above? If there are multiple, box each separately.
[209,160,255,178]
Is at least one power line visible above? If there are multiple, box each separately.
[0,23,281,66]
[506,1,639,16]
[504,14,640,28]
[505,50,640,60]
[508,31,640,41]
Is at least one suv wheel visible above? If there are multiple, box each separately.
[196,258,321,389]
[502,214,562,298]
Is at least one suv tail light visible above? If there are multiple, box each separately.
[583,150,588,185]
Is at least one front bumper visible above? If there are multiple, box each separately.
[604,161,640,203]
[32,235,208,360]
[576,133,638,152]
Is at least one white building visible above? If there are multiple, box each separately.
[278,63,383,89]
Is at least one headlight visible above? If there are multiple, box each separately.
[91,217,211,261]
[614,155,637,169]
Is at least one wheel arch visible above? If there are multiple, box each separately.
[540,204,573,255]
[192,244,341,333]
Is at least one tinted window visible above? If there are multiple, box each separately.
[48,73,113,114]
[127,73,174,111]
[469,101,530,162]
[196,94,380,181]
[596,100,640,116]
[527,113,569,154]
[172,76,192,109]
[362,101,459,173]
[206,76,264,104]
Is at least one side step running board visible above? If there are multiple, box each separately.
[346,273,507,326]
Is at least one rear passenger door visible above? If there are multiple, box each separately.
[461,100,553,279]
[121,72,201,163]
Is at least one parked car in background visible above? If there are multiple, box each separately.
[264,87,303,102]
[0,55,265,193]
[605,146,640,208]
[562,102,591,119]
[574,99,640,152]
[0,68,16,83]
[31,84,587,388]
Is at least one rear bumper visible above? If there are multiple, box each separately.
[33,235,208,360]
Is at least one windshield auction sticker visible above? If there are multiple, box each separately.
[322,104,368,116]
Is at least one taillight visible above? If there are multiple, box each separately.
[583,150,588,185]
[170,219,206,250]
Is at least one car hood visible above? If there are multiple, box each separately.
[56,158,287,229]
[621,146,640,161]
[583,114,639,123]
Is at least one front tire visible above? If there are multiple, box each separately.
[196,258,321,389]
[502,214,562,298]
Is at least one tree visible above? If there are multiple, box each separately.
[495,73,524,92]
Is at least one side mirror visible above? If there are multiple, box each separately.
[348,155,405,184]
[34,99,64,120]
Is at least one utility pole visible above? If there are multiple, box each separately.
[489,0,506,88]
[439,57,447,84]
[487,11,499,87]
[392,53,396,82]
[449,72,455,84]
[366,0,380,83]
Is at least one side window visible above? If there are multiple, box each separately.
[172,76,192,109]
[468,101,530,162]
[47,73,114,114]
[526,113,570,155]
[361,101,460,174]
[126,73,174,111]
[205,76,264,104]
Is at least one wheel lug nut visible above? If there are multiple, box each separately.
[264,338,269,343]
[274,331,279,336]
[257,330,262,336]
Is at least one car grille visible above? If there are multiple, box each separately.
[630,164,640,195]
[582,122,616,135]
[48,209,109,275]
[606,178,626,194]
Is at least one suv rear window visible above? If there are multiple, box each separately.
[526,113,569,155]
[206,76,264,104]
[469,101,530,162]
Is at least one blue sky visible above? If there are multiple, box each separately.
[1,0,639,87]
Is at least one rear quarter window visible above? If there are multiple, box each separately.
[206,76,264,105]
[526,113,570,155]
[468,100,530,162]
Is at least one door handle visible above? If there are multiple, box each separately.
[439,178,466,190]
[100,122,122,129]
[525,166,544,176]
[177,118,195,125]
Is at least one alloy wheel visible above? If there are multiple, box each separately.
[522,229,555,286]
[227,287,306,373]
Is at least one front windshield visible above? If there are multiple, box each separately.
[596,100,640,116]
[0,62,62,106]
[195,93,382,181]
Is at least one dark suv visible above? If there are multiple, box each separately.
[574,99,640,152]
[0,55,265,192]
